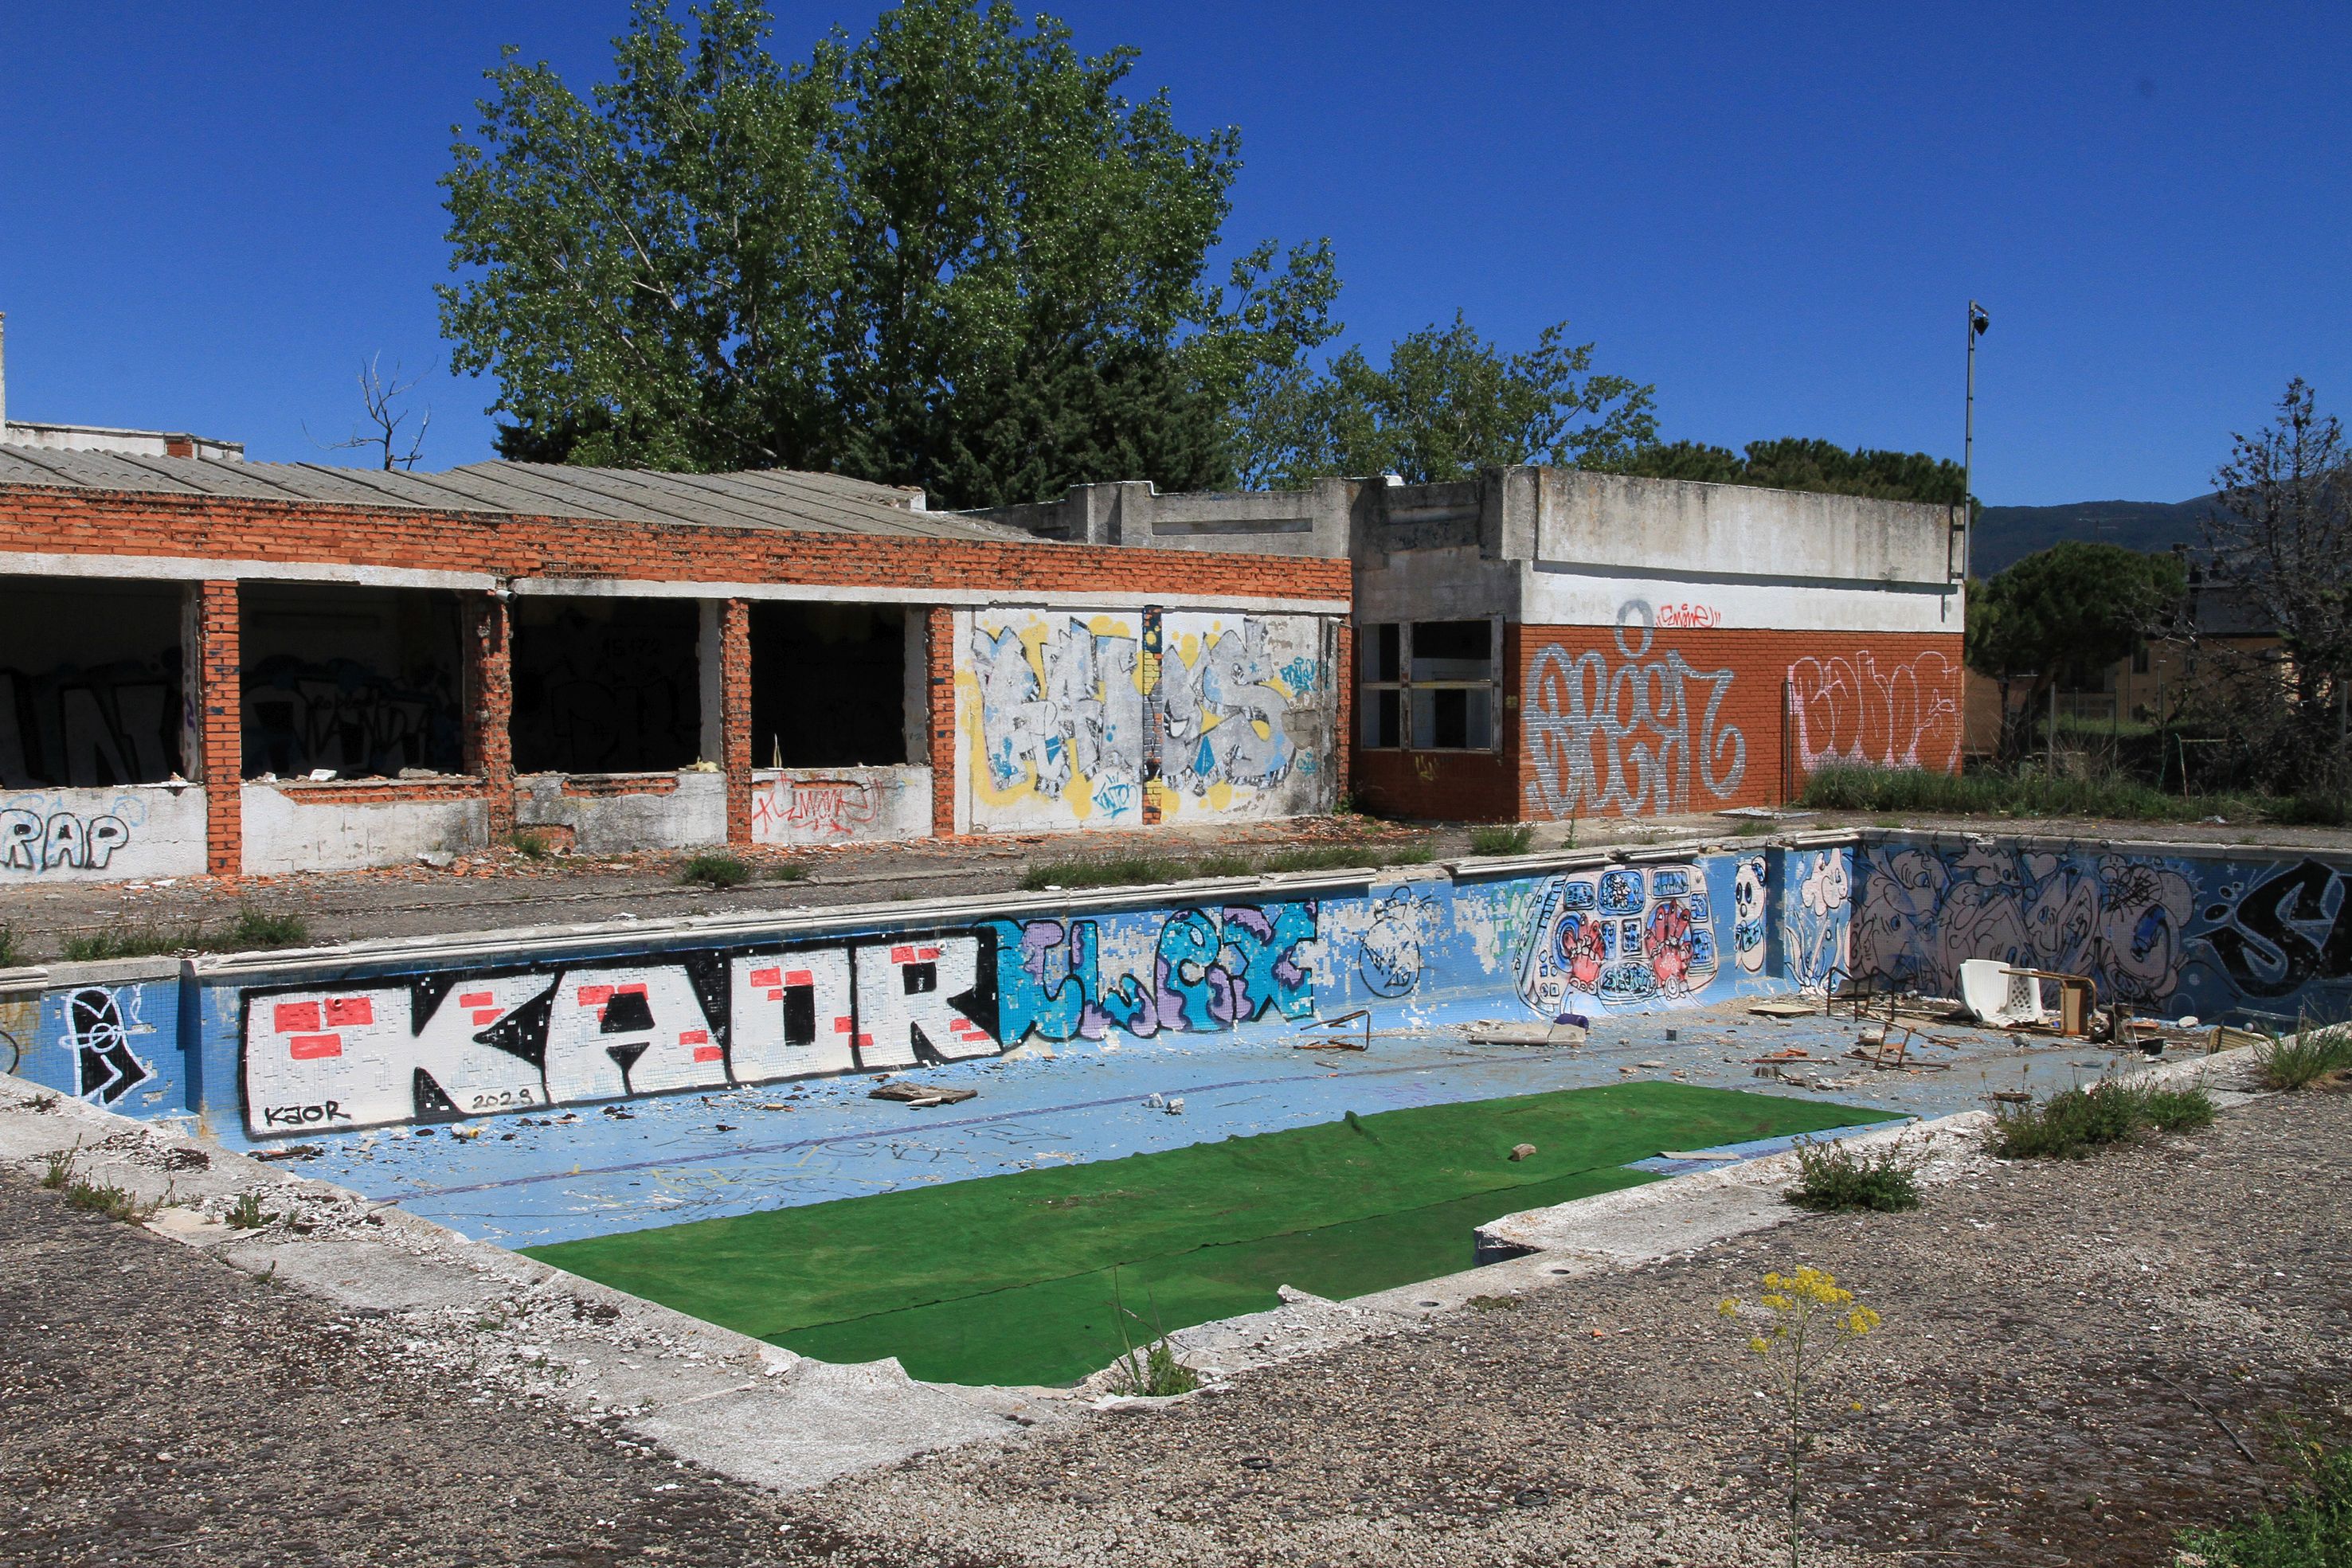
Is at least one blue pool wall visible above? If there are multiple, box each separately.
[6,830,2346,1141]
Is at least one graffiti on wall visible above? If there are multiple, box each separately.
[969,610,1326,824]
[2196,858,2352,1000]
[1515,862,1720,1014]
[988,903,1317,1044]
[1854,843,2196,1007]
[757,777,879,839]
[242,655,462,779]
[1787,651,1962,776]
[1780,849,1853,992]
[1732,855,1768,976]
[241,936,1001,1136]
[1523,605,1747,819]
[0,655,182,789]
[67,986,155,1105]
[2,793,143,874]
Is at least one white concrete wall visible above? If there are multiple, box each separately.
[1520,572,1965,634]
[956,606,1338,833]
[0,784,206,882]
[750,767,930,846]
[241,784,487,875]
[514,771,728,854]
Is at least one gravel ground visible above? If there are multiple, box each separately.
[810,1087,2352,1568]
[0,1163,969,1568]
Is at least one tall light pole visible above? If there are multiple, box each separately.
[1963,300,1989,573]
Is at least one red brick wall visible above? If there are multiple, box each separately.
[1514,625,1965,820]
[719,598,753,844]
[1331,620,1353,809]
[462,594,515,836]
[926,607,957,839]
[0,488,1349,606]
[195,580,241,876]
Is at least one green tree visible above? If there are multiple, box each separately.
[1598,437,1969,506]
[1965,540,2188,700]
[440,0,1335,506]
[1239,314,1656,488]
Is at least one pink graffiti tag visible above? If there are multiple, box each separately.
[1787,651,1963,775]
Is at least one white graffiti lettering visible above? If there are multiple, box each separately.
[1522,608,1746,819]
[1787,651,1962,775]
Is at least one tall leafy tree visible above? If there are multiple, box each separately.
[1965,540,2187,699]
[1236,314,1657,488]
[2199,377,2352,793]
[440,0,1335,506]
[1597,437,1970,507]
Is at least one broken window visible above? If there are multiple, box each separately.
[749,603,910,768]
[0,577,184,788]
[1357,620,1500,751]
[241,584,464,780]
[511,597,701,773]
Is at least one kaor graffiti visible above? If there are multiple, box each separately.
[1515,863,1719,1013]
[1787,651,1962,776]
[241,935,1000,1136]
[1522,607,1746,819]
[988,903,1317,1044]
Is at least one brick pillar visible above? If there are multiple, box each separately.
[464,593,515,837]
[193,580,242,878]
[1333,619,1354,812]
[927,607,957,839]
[720,598,753,844]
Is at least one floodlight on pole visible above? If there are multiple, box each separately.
[1960,300,1989,580]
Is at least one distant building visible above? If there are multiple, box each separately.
[0,311,244,461]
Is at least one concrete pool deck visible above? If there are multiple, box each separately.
[268,989,2149,1249]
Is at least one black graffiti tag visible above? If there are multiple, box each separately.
[2201,858,2352,999]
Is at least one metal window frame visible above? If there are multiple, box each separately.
[1357,618,1503,753]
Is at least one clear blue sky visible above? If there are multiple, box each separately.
[2,2,2345,504]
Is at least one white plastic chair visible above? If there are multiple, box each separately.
[1959,958,2046,1028]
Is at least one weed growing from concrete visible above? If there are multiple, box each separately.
[228,908,308,949]
[39,1148,76,1191]
[65,1175,156,1223]
[1469,823,1536,855]
[679,852,751,888]
[2176,1435,2352,1566]
[225,1191,279,1230]
[1466,1293,1523,1312]
[1991,1081,2216,1159]
[2256,1026,2352,1092]
[61,924,205,961]
[1720,1267,1882,1568]
[766,862,812,882]
[1787,1136,1923,1213]
[1192,852,1257,878]
[507,829,555,861]
[1019,855,1190,891]
[1106,1276,1200,1399]
[0,922,18,967]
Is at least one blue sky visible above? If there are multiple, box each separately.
[2,2,2344,504]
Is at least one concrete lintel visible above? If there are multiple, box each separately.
[511,577,1350,616]
[0,551,498,592]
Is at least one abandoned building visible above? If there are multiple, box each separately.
[0,449,1349,882]
[976,467,1967,822]
[0,428,1963,883]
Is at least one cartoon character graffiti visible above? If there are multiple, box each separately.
[1732,856,1767,975]
[1516,863,1719,1013]
[1357,891,1434,999]
[1782,849,1853,993]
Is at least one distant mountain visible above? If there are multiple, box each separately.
[1970,495,2218,577]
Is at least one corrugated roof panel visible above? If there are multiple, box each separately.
[0,448,1037,543]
